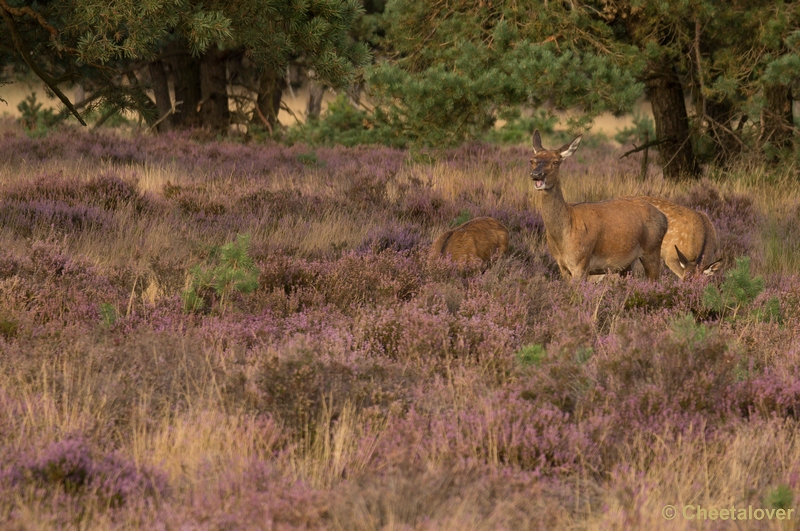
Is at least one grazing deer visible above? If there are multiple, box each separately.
[429,217,509,266]
[529,130,668,281]
[639,196,722,279]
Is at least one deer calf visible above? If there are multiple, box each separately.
[429,217,509,266]
[529,130,668,281]
[639,196,722,279]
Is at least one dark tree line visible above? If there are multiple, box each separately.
[1,0,370,132]
[3,0,800,179]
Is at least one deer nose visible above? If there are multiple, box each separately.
[530,170,544,178]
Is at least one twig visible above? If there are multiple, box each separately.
[286,66,295,99]
[92,106,118,130]
[619,136,669,159]
[253,102,272,134]
[1,8,86,125]
[146,100,182,133]
[280,101,303,125]
[126,275,139,318]
[705,115,748,150]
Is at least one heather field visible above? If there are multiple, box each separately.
[2,122,800,530]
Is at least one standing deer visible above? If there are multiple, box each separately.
[429,217,509,266]
[529,130,668,281]
[639,196,722,279]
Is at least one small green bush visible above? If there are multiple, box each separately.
[0,316,18,340]
[182,233,260,314]
[702,257,775,321]
[17,92,59,138]
[282,94,403,147]
[483,110,558,145]
[449,209,472,228]
[515,343,546,367]
[670,313,708,348]
[99,303,117,327]
[766,484,794,510]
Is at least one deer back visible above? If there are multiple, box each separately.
[640,196,719,279]
[429,217,509,264]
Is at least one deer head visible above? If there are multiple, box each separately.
[675,244,723,278]
[530,130,582,191]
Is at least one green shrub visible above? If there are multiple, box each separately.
[282,94,403,147]
[670,313,708,348]
[17,92,59,138]
[0,316,18,340]
[766,484,794,511]
[99,303,117,327]
[702,257,779,322]
[449,209,472,228]
[483,110,558,145]
[515,343,546,367]
[182,233,260,314]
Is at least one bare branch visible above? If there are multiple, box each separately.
[0,0,57,40]
[254,104,272,134]
[92,106,119,130]
[619,136,669,159]
[279,101,303,125]
[146,100,182,133]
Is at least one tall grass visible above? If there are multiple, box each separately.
[1,121,799,529]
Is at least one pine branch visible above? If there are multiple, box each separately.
[1,8,86,126]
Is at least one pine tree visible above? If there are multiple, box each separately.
[371,0,800,173]
[0,0,370,131]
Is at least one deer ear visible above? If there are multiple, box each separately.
[674,245,690,267]
[532,130,543,153]
[559,135,582,158]
[703,259,723,276]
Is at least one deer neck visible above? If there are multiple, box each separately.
[538,182,572,242]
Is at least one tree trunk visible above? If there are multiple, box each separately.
[252,68,284,131]
[705,98,741,168]
[645,65,699,179]
[306,79,325,120]
[760,83,793,157]
[148,60,173,132]
[167,41,202,129]
[199,44,230,132]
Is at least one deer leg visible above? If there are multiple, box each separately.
[640,250,663,280]
[557,263,572,280]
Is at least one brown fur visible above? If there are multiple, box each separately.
[429,217,509,266]
[530,130,668,281]
[639,196,721,279]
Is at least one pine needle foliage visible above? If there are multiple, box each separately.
[182,233,260,315]
[1,0,369,126]
[702,257,777,322]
